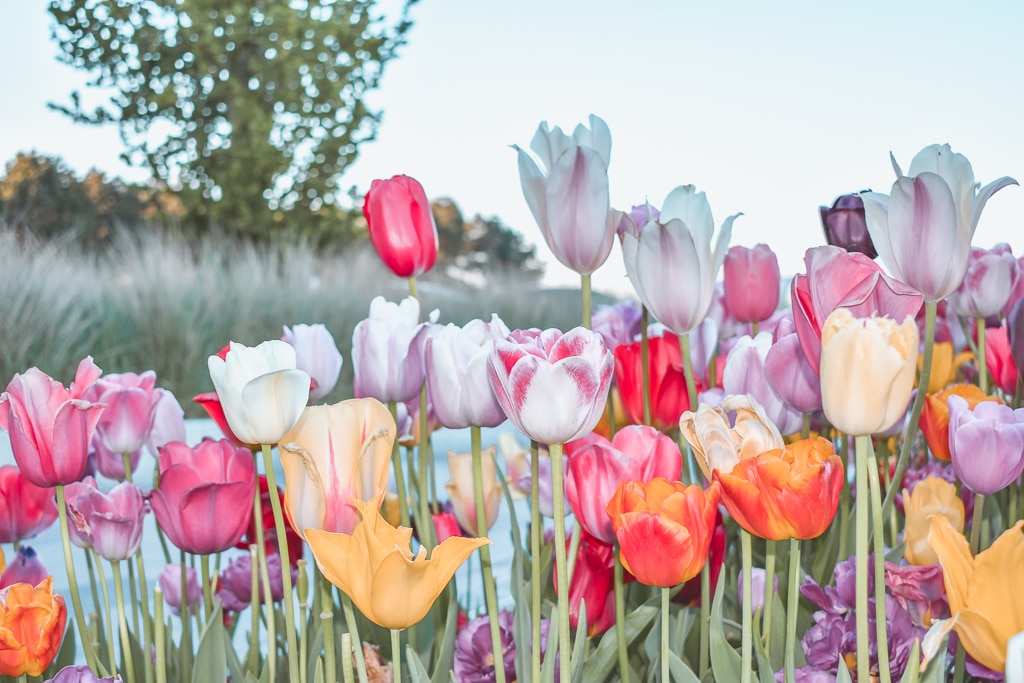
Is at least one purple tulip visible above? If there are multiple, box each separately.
[352,296,439,404]
[1008,298,1024,385]
[884,562,949,628]
[764,314,822,413]
[454,610,556,682]
[590,300,643,350]
[158,564,202,616]
[0,545,48,589]
[819,193,877,258]
[615,203,660,238]
[722,333,804,435]
[45,664,120,683]
[737,567,778,615]
[216,552,292,613]
[948,394,1024,495]
[282,324,344,402]
[514,451,569,518]
[948,245,1020,318]
[64,476,146,561]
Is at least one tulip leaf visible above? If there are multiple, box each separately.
[540,608,560,683]
[570,600,588,682]
[918,632,950,683]
[580,601,659,682]
[406,644,432,683]
[497,458,533,683]
[809,509,842,588]
[836,655,854,683]
[667,650,701,683]
[306,629,325,683]
[751,607,776,683]
[313,657,324,683]
[767,592,791,671]
[709,566,743,683]
[223,625,246,683]
[429,585,459,683]
[886,541,907,563]
[899,639,920,683]
[192,603,228,683]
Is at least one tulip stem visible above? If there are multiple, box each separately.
[122,451,134,483]
[661,587,670,683]
[548,442,572,683]
[261,444,301,683]
[866,440,892,683]
[180,553,193,683]
[391,629,402,683]
[387,403,412,530]
[341,632,356,683]
[320,569,337,683]
[471,425,506,683]
[855,435,871,683]
[800,413,810,440]
[530,441,542,683]
[94,549,118,675]
[614,549,630,682]
[341,594,370,683]
[55,485,106,676]
[133,551,154,683]
[154,587,166,683]
[112,560,137,683]
[699,562,710,678]
[741,530,753,683]
[784,539,801,683]
[882,301,937,519]
[641,306,651,426]
[408,275,418,300]
[763,540,776,659]
[418,383,435,550]
[247,545,260,677]
[200,554,213,623]
[680,331,699,412]
[581,273,592,329]
[253,484,277,681]
[970,494,986,554]
[977,318,989,395]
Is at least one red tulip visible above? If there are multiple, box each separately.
[192,392,252,448]
[363,175,438,278]
[674,509,726,606]
[723,244,781,323]
[0,466,57,544]
[234,475,304,568]
[613,331,696,432]
[553,531,617,637]
[150,439,256,555]
[985,325,1019,396]
[0,358,104,487]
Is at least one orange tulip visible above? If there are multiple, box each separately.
[713,437,844,541]
[919,384,1000,462]
[306,493,488,630]
[928,517,1024,672]
[918,342,972,394]
[0,576,67,676]
[902,476,965,566]
[606,478,720,588]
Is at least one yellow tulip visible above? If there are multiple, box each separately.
[820,309,918,436]
[306,493,489,630]
[279,398,395,538]
[445,446,503,534]
[919,342,973,394]
[928,517,1024,672]
[679,394,784,481]
[902,476,964,566]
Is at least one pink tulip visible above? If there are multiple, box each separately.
[1004,256,1024,317]
[763,313,822,413]
[722,333,804,435]
[723,244,781,323]
[363,175,439,279]
[616,203,660,239]
[431,507,465,544]
[0,358,104,488]
[985,325,1019,396]
[158,564,202,616]
[282,324,344,402]
[64,476,146,562]
[948,245,1020,318]
[792,246,923,374]
[352,296,439,404]
[0,546,48,589]
[0,466,57,544]
[216,552,289,613]
[150,440,256,555]
[1009,300,1024,384]
[564,425,681,543]
[488,327,613,445]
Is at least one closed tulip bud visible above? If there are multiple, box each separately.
[0,576,67,676]
[352,296,439,404]
[722,333,803,435]
[903,476,964,566]
[948,394,1024,495]
[282,324,344,402]
[64,477,146,561]
[0,466,57,544]
[820,193,877,258]
[948,245,1020,318]
[363,175,438,279]
[0,546,48,590]
[158,564,202,616]
[723,244,781,323]
[445,446,503,534]
[820,309,918,436]
[920,385,1000,462]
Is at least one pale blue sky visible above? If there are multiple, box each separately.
[2,2,1022,296]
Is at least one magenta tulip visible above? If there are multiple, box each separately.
[64,476,146,562]
[722,333,804,435]
[985,325,1019,396]
[149,440,256,555]
[0,357,104,487]
[948,394,1024,495]
[948,245,1020,318]
[820,193,877,258]
[352,296,438,404]
[723,244,781,323]
[0,466,57,544]
[363,175,439,279]
[0,546,48,590]
[488,327,613,445]
[282,323,344,402]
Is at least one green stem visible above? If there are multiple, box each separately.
[200,554,213,623]
[855,435,871,683]
[298,559,308,682]
[970,494,986,554]
[763,540,776,660]
[341,632,356,683]
[699,563,710,678]
[122,451,134,484]
[133,552,154,683]
[56,485,105,675]
[784,540,801,683]
[741,530,753,683]
[548,442,571,683]
[641,306,651,426]
[246,545,260,677]
[418,383,434,550]
[94,549,118,675]
[866,440,891,683]
[408,275,418,300]
[261,444,300,683]
[800,413,810,440]
[882,301,937,519]
[752,320,759,337]
[391,629,402,683]
[252,479,276,682]
[180,552,192,683]
[84,549,102,647]
[680,331,699,414]
[952,644,968,683]
[582,273,592,329]
[320,568,337,683]
[387,402,412,530]
[530,441,542,683]
[342,594,370,683]
[154,588,166,683]
[978,318,988,395]
[614,550,630,682]
[661,587,670,683]
[112,560,137,683]
[126,555,140,645]
[471,426,505,683]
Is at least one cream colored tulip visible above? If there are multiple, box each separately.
[820,308,918,436]
[679,394,784,481]
[902,476,965,566]
[445,446,504,534]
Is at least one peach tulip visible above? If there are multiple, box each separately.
[902,476,964,566]
[679,394,784,481]
[445,446,503,534]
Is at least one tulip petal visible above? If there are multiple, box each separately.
[239,369,310,445]
[887,173,961,299]
[970,176,1018,234]
[515,145,551,244]
[544,146,613,274]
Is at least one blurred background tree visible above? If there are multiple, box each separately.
[46,0,416,242]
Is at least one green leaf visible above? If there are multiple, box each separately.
[709,567,742,683]
[313,657,324,683]
[837,655,854,683]
[581,602,659,682]
[540,608,560,683]
[918,632,950,683]
[899,639,921,683]
[570,600,588,682]
[751,606,776,683]
[885,541,907,563]
[224,624,246,683]
[497,455,533,683]
[407,644,432,683]
[430,585,459,683]
[192,603,228,683]
[667,650,702,683]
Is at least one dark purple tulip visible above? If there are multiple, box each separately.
[819,193,878,259]
[1008,298,1024,385]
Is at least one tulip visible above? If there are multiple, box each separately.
[514,115,618,275]
[862,144,1017,302]
[723,244,781,323]
[0,547,48,590]
[192,391,251,448]
[216,552,290,613]
[722,333,804,435]
[929,517,1024,672]
[616,203,660,239]
[279,399,395,538]
[792,246,923,374]
[430,506,464,544]
[920,384,999,462]
[607,478,721,588]
[947,394,1024,496]
[613,330,694,432]
[46,664,120,683]
[0,576,67,676]
[0,357,104,487]
[0,466,57,544]
[553,532,616,636]
[488,327,613,445]
[820,192,878,258]
[454,610,542,683]
[306,492,489,630]
[150,439,256,555]
[352,296,438,404]
[234,475,304,567]
[425,315,511,429]
[512,450,568,518]
[64,477,146,562]
[763,315,822,413]
[902,476,964,566]
[948,245,1020,318]
[591,300,643,350]
[820,309,918,436]
[884,562,950,628]
[622,185,739,334]
[679,394,785,481]
[737,568,778,616]
[919,342,972,394]
[282,324,344,402]
[363,175,438,279]
[714,437,844,540]
[157,564,202,616]
[445,446,503,534]
[208,340,310,446]
[673,509,726,607]
[985,325,1019,396]
[1009,299,1024,383]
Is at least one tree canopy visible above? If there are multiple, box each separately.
[47,0,415,239]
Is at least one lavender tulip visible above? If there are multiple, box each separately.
[764,313,822,413]
[948,394,1024,495]
[722,332,804,435]
[948,245,1020,318]
[45,664,120,683]
[590,300,643,350]
[1009,298,1024,382]
[158,564,202,616]
[352,296,439,404]
[282,323,344,402]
